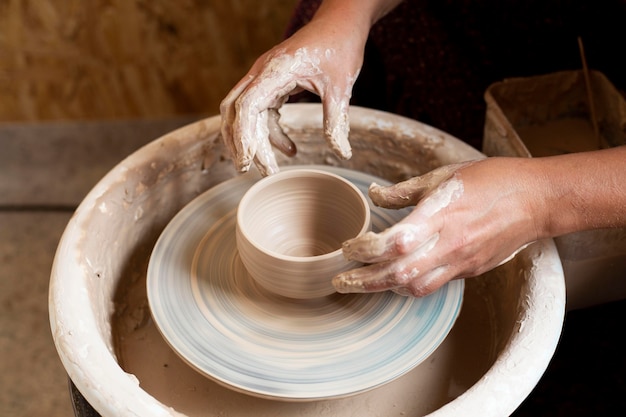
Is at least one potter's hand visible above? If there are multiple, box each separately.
[333,159,540,297]
[219,10,369,176]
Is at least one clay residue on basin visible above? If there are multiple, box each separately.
[50,104,565,417]
[71,118,236,355]
[277,106,484,184]
[108,108,503,415]
[112,258,500,416]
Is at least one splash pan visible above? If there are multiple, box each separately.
[50,104,565,417]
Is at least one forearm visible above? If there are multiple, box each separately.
[530,146,626,238]
[312,0,403,33]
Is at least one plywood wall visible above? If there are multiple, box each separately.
[0,0,298,122]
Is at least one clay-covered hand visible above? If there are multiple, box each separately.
[333,158,540,297]
[220,17,368,176]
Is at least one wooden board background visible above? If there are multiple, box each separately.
[0,0,298,122]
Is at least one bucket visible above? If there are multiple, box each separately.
[483,70,626,310]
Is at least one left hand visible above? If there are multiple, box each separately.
[219,16,368,176]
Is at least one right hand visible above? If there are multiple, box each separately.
[219,16,369,176]
[333,158,540,297]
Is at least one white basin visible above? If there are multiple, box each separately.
[49,104,565,417]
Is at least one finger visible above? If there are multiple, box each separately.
[267,108,297,157]
[343,221,439,263]
[220,75,255,169]
[368,179,430,209]
[402,265,452,296]
[233,92,262,172]
[251,110,279,176]
[368,163,467,209]
[391,266,452,297]
[334,261,402,293]
[333,239,446,296]
[234,72,299,174]
[321,85,352,160]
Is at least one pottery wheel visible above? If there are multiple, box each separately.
[147,165,464,401]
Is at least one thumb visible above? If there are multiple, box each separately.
[369,163,471,209]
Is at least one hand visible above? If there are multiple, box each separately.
[220,14,369,176]
[332,158,540,297]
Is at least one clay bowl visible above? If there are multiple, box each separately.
[49,104,565,417]
[236,168,371,299]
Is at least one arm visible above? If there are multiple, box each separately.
[531,146,626,235]
[220,0,403,176]
[333,146,626,297]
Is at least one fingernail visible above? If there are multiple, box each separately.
[259,163,279,177]
[332,273,366,293]
[235,159,251,173]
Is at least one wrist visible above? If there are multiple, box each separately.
[313,0,399,32]
[524,148,626,239]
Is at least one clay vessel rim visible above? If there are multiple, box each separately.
[236,168,371,262]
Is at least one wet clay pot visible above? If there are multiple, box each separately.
[236,168,371,299]
[49,104,565,417]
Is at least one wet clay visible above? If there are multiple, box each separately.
[222,47,354,175]
[236,168,371,299]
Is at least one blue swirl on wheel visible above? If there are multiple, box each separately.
[147,165,464,401]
